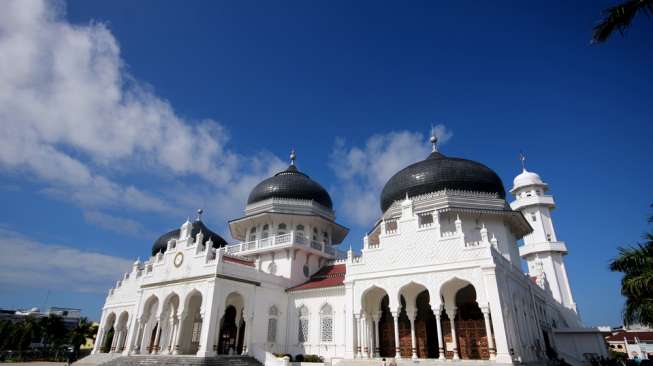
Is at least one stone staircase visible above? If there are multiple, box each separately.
[333,359,502,366]
[74,354,262,366]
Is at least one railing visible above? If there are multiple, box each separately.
[223,231,335,257]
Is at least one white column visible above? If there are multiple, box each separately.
[448,307,459,360]
[153,319,162,354]
[433,307,444,359]
[355,314,362,358]
[373,313,380,358]
[243,315,253,355]
[482,307,496,360]
[139,320,150,354]
[482,266,513,363]
[408,312,417,359]
[173,311,187,355]
[110,329,120,352]
[392,311,401,359]
[93,327,105,354]
[362,312,369,358]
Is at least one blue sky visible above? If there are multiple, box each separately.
[0,0,651,326]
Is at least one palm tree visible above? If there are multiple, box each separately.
[609,205,653,326]
[69,317,97,356]
[592,0,653,43]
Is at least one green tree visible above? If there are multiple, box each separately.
[39,314,66,350]
[610,205,653,326]
[592,0,653,43]
[69,317,97,355]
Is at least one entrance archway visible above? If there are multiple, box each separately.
[397,282,438,359]
[414,291,438,358]
[440,279,492,360]
[217,292,245,355]
[178,290,203,355]
[378,295,395,357]
[100,312,116,353]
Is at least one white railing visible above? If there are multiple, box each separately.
[223,231,335,257]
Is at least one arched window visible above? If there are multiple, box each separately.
[262,224,269,239]
[267,305,279,343]
[278,223,287,235]
[296,225,305,238]
[249,227,257,241]
[322,231,329,244]
[320,304,333,342]
[312,227,318,241]
[298,306,309,343]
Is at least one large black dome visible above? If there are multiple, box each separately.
[247,165,333,209]
[151,220,227,256]
[380,151,506,212]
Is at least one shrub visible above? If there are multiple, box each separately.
[273,352,292,361]
[301,354,323,363]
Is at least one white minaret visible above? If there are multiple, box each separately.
[510,154,577,313]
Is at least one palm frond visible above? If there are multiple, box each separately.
[592,0,653,43]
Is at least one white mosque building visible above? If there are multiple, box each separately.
[87,136,606,366]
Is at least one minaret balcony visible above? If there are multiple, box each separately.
[510,194,555,210]
[223,231,336,257]
[519,241,568,257]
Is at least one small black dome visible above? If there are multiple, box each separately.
[151,220,227,256]
[247,165,333,209]
[380,151,506,212]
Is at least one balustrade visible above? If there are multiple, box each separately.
[222,231,334,257]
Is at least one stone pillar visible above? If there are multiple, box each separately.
[110,328,120,352]
[153,319,162,353]
[243,315,253,355]
[392,311,401,359]
[173,311,188,355]
[93,327,104,354]
[355,314,362,358]
[408,311,417,359]
[433,307,444,359]
[482,265,513,363]
[132,319,144,354]
[373,313,380,358]
[447,307,459,360]
[361,312,369,358]
[482,307,496,360]
[234,321,241,354]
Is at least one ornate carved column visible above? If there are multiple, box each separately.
[153,318,162,354]
[93,327,104,354]
[361,312,369,358]
[448,307,459,360]
[408,311,417,359]
[392,310,401,359]
[355,313,362,358]
[173,311,188,355]
[110,328,120,352]
[243,314,253,355]
[482,307,496,359]
[433,307,444,359]
[372,312,380,358]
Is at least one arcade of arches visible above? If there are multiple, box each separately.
[359,283,496,360]
[96,291,250,357]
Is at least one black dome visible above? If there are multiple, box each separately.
[380,151,506,212]
[151,220,228,256]
[247,165,333,209]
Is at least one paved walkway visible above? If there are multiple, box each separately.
[0,363,66,365]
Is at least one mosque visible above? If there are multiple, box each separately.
[87,136,607,365]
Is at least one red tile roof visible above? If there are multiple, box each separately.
[606,330,653,342]
[223,255,255,267]
[287,264,346,292]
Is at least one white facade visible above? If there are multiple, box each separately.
[92,153,606,365]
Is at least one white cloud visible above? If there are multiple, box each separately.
[0,0,285,229]
[0,228,132,293]
[329,126,452,226]
[83,210,153,238]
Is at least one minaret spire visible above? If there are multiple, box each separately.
[196,208,203,221]
[430,127,438,152]
[290,148,296,166]
[519,151,527,172]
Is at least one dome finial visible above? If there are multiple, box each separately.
[196,208,203,221]
[290,148,296,166]
[430,126,438,152]
[519,151,527,172]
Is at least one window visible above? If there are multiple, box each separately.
[303,264,309,277]
[262,224,269,239]
[531,214,537,222]
[296,225,305,238]
[249,227,257,241]
[298,306,309,343]
[320,304,333,342]
[313,227,318,241]
[278,223,287,235]
[267,306,279,343]
[322,231,329,244]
